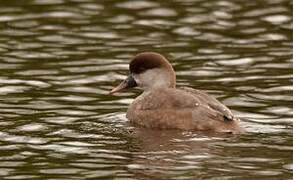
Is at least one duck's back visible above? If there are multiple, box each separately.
[127,87,243,133]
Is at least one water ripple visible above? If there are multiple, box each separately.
[0,0,292,179]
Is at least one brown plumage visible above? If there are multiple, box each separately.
[110,52,244,134]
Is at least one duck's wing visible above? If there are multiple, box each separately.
[127,88,242,132]
[137,88,198,110]
[127,88,201,130]
[180,87,239,122]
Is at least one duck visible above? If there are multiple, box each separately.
[110,52,244,134]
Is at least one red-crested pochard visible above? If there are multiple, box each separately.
[110,52,244,134]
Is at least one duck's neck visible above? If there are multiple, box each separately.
[144,71,176,91]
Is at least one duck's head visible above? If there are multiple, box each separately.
[110,52,176,94]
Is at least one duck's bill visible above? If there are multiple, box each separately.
[109,75,137,94]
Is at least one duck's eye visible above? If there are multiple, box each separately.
[138,67,147,73]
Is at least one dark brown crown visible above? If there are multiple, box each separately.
[129,52,167,74]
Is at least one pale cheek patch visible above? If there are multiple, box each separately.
[136,68,170,90]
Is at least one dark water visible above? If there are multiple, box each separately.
[0,0,292,179]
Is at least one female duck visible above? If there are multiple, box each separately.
[110,52,244,133]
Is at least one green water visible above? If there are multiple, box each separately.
[0,0,292,179]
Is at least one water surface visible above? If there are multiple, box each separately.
[0,0,292,179]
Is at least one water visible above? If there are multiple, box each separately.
[0,0,292,179]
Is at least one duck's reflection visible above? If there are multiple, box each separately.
[127,128,232,179]
[132,128,215,152]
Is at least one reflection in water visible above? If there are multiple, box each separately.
[128,129,217,179]
[0,0,292,179]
